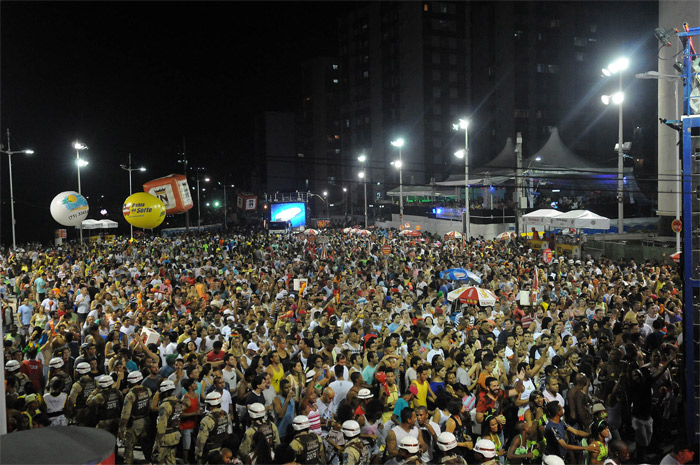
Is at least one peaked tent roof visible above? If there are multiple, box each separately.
[524,127,612,172]
[550,209,611,230]
[478,137,515,175]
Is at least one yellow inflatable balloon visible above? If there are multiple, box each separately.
[123,192,166,229]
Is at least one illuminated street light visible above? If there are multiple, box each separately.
[74,141,88,242]
[120,153,147,239]
[1,129,34,249]
[453,118,470,239]
[390,139,405,222]
[601,56,629,234]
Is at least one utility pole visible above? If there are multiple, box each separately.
[178,137,190,233]
[515,132,523,238]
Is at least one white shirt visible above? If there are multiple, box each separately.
[329,379,353,410]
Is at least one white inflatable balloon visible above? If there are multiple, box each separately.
[50,191,89,226]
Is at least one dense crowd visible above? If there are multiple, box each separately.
[1,228,694,465]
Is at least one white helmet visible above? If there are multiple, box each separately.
[6,360,20,372]
[127,371,143,384]
[97,375,114,388]
[357,388,373,400]
[75,362,91,374]
[159,379,176,392]
[292,415,310,431]
[205,391,222,406]
[49,357,64,369]
[542,455,566,465]
[473,438,497,458]
[437,432,458,451]
[341,420,361,438]
[399,435,420,454]
[247,402,266,419]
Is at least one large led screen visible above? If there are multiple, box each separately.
[270,202,306,228]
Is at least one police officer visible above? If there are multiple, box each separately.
[195,391,230,464]
[6,360,30,395]
[239,402,280,458]
[119,370,152,464]
[436,432,468,465]
[290,415,325,464]
[342,420,370,465]
[384,436,425,465]
[49,357,73,394]
[87,374,123,434]
[152,379,182,465]
[68,361,96,425]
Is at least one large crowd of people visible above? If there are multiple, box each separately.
[1,227,694,465]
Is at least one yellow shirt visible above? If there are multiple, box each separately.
[269,364,285,394]
[412,379,429,407]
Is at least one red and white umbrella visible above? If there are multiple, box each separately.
[495,232,512,241]
[304,229,320,235]
[357,229,371,236]
[399,230,422,237]
[447,286,498,306]
[342,227,352,233]
[444,230,463,240]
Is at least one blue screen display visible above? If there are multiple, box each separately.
[270,202,306,227]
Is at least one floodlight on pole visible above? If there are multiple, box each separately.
[1,129,34,249]
[121,153,147,239]
[601,56,628,234]
[74,141,88,243]
[390,138,405,222]
[453,118,470,239]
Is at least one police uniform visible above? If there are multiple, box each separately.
[52,370,73,394]
[342,438,370,465]
[152,395,183,465]
[87,385,123,433]
[9,372,31,395]
[438,454,468,465]
[290,431,325,464]
[195,407,229,463]
[69,374,96,426]
[239,419,280,457]
[119,385,152,464]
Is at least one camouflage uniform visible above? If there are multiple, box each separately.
[195,407,229,463]
[343,438,371,465]
[87,385,122,434]
[119,385,152,464]
[9,372,31,396]
[152,395,183,465]
[438,454,468,465]
[69,374,96,426]
[239,418,280,458]
[52,370,73,394]
[290,430,326,464]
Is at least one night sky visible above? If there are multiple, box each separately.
[1,1,358,244]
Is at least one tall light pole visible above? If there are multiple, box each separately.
[453,118,470,239]
[358,154,368,228]
[195,170,209,230]
[390,138,405,223]
[602,57,629,234]
[1,130,34,249]
[120,153,146,239]
[217,179,234,230]
[342,187,348,217]
[73,141,88,243]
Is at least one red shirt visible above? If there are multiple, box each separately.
[180,393,199,430]
[206,350,225,364]
[20,359,43,392]
[476,389,508,416]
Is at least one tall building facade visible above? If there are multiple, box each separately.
[334,1,658,206]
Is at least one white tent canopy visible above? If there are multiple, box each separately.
[78,219,119,230]
[550,210,611,230]
[521,209,564,226]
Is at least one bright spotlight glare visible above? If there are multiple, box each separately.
[601,95,611,105]
[76,159,89,167]
[612,92,624,104]
[453,118,469,131]
[358,171,365,179]
[390,138,404,148]
[454,150,465,159]
[357,154,367,162]
[393,160,402,168]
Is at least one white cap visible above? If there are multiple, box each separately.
[127,371,143,384]
[399,435,420,454]
[357,388,373,399]
[75,362,91,374]
[98,375,114,388]
[437,432,458,451]
[247,342,259,352]
[292,415,311,431]
[49,357,64,369]
[247,402,265,419]
[341,420,361,438]
[542,455,566,465]
[474,438,497,458]
[205,391,222,406]
[6,360,20,372]
[159,379,176,392]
